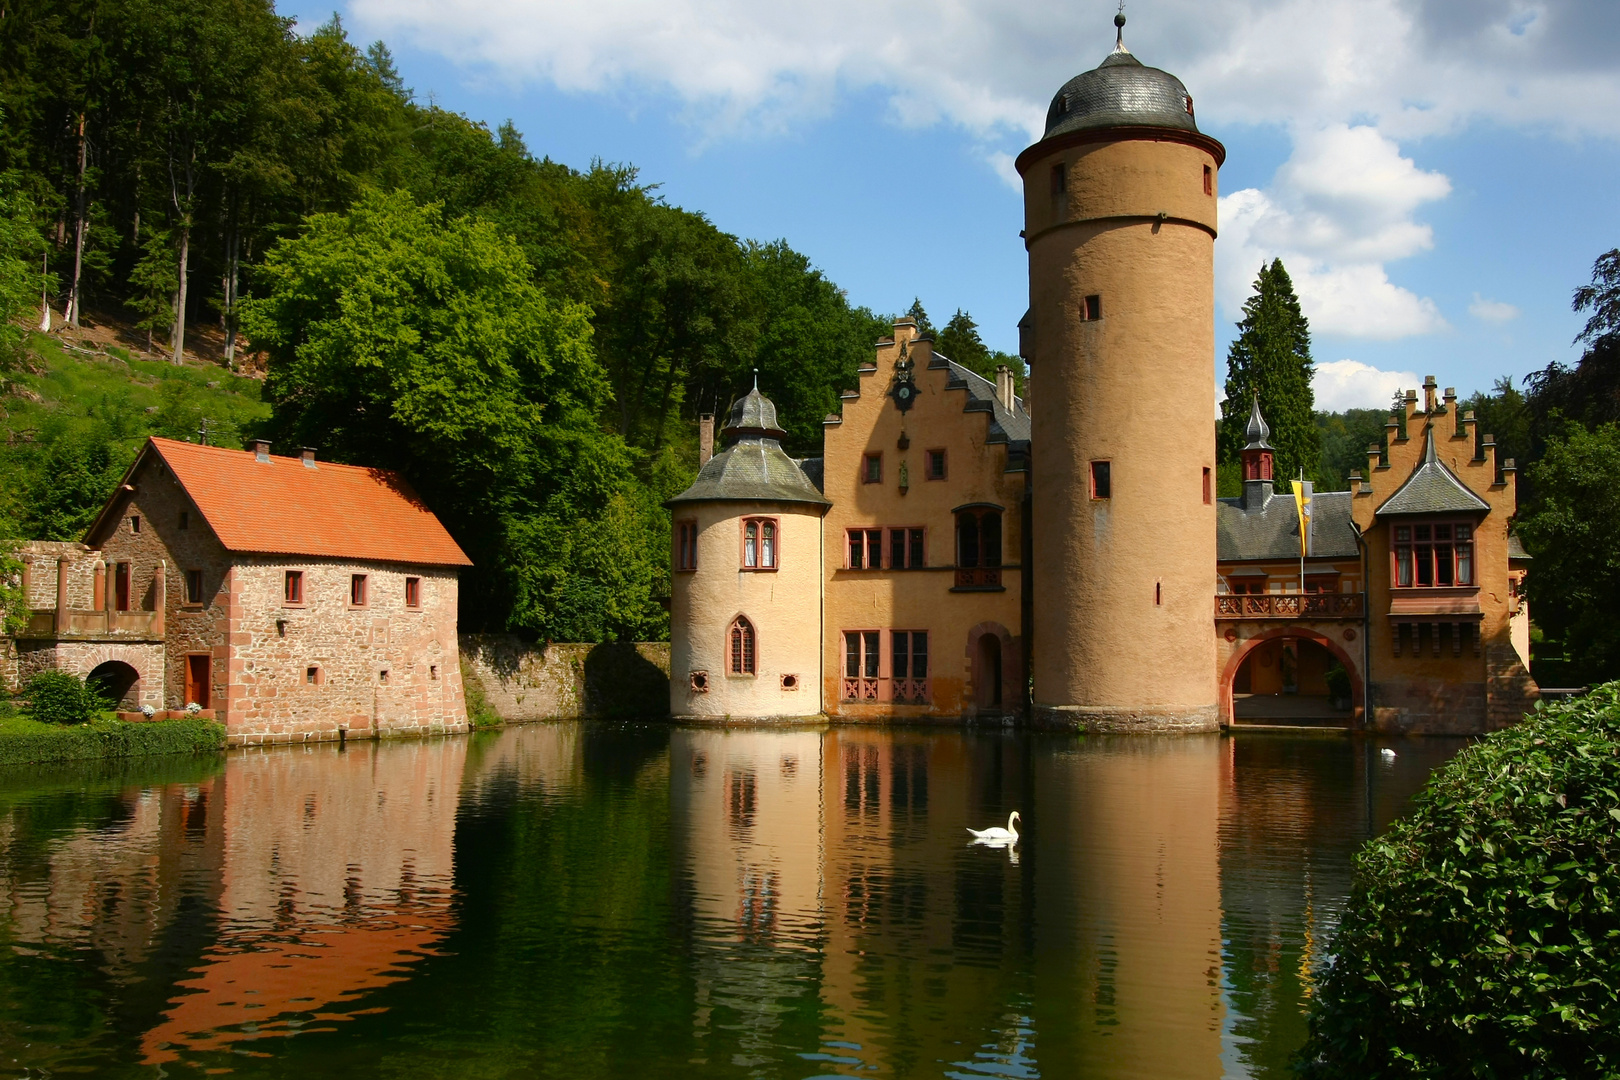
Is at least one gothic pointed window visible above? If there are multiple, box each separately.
[730,616,756,675]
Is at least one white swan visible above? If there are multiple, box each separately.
[967,811,1021,844]
[1380,748,1397,761]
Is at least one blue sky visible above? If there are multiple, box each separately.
[315,0,1620,412]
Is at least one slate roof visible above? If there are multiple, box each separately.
[1042,19,1201,140]
[668,386,829,508]
[1217,487,1358,562]
[1508,533,1531,561]
[1377,426,1490,517]
[933,354,1031,448]
[89,437,472,566]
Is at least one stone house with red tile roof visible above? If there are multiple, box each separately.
[6,437,471,744]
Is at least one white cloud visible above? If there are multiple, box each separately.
[1469,293,1521,323]
[1216,126,1450,339]
[344,0,1620,340]
[1313,358,1421,412]
[345,0,1620,143]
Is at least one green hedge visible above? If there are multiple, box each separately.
[0,717,227,767]
[1298,684,1620,1079]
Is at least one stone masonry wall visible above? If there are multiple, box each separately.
[93,454,469,744]
[461,635,671,721]
[18,541,98,611]
[224,558,468,745]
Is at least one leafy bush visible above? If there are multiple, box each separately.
[1297,684,1620,1078]
[22,671,109,725]
[0,717,225,767]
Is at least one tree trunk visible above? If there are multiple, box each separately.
[171,224,189,364]
[68,113,88,328]
[222,216,239,366]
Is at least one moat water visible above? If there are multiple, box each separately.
[0,724,1466,1079]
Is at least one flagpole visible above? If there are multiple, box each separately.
[1299,467,1306,594]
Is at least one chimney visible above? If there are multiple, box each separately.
[300,447,317,469]
[698,414,715,466]
[995,365,1014,411]
[1422,375,1437,415]
[251,438,271,462]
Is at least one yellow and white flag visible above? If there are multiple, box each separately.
[1293,478,1314,557]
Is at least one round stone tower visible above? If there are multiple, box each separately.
[1019,14,1224,732]
[666,383,829,721]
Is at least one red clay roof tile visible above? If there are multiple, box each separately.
[141,438,471,567]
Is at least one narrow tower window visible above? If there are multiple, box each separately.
[1090,461,1111,500]
[730,617,756,676]
[1050,163,1066,195]
[1203,467,1212,504]
[1203,164,1213,196]
[1082,295,1102,321]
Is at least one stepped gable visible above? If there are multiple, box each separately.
[1377,425,1490,517]
[931,352,1031,461]
[85,437,471,566]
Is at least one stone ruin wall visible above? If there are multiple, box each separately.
[460,635,671,722]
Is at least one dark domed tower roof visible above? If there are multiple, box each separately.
[667,379,829,508]
[1043,14,1201,140]
[722,381,787,443]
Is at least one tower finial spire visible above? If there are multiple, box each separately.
[752,367,759,391]
[1114,2,1126,47]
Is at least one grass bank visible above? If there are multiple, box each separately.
[0,716,227,768]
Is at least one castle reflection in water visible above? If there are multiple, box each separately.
[0,725,1459,1077]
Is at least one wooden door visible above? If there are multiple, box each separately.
[185,654,210,709]
[114,563,130,610]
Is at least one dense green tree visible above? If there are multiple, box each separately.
[240,189,661,638]
[0,509,25,635]
[933,307,1026,395]
[1516,422,1620,683]
[1460,376,1531,478]
[905,297,932,334]
[1314,409,1388,491]
[0,173,45,377]
[1526,248,1620,441]
[737,240,883,455]
[1220,259,1319,484]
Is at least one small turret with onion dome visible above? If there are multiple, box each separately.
[666,375,829,722]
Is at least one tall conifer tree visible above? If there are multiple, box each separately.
[1219,258,1318,484]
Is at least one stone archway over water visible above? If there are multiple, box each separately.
[1220,626,1362,729]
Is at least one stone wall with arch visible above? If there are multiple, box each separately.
[11,641,167,711]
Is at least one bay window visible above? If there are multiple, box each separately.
[1392,522,1474,588]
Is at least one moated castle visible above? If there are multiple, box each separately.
[665,17,1538,734]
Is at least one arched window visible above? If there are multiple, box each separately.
[730,616,756,675]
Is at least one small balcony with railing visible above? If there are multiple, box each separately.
[1215,592,1365,620]
[840,676,932,706]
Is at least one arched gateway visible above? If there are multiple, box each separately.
[1219,627,1362,728]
